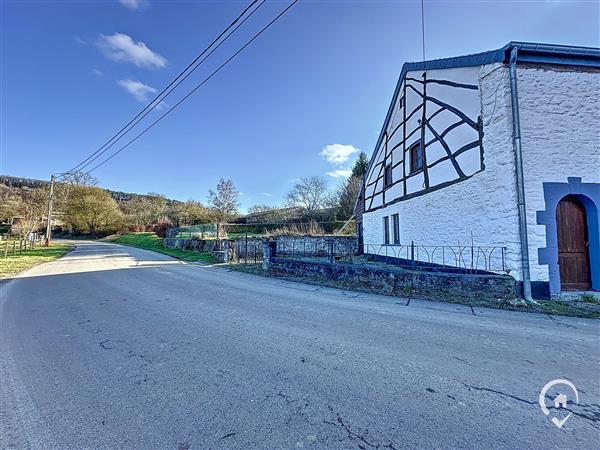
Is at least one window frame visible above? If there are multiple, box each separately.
[384,163,393,188]
[409,141,424,174]
[383,216,390,245]
[392,213,400,245]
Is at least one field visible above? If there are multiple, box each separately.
[108,232,217,263]
[0,242,72,279]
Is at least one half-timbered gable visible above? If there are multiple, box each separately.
[358,42,600,299]
[364,65,483,212]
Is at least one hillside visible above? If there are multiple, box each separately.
[0,175,183,206]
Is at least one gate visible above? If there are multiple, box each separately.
[232,235,263,265]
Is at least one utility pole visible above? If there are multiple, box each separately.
[44,175,55,246]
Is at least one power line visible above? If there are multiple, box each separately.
[59,0,263,180]
[421,0,425,62]
[79,0,299,177]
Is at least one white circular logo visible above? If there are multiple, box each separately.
[539,379,579,428]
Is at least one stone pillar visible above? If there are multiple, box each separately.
[223,240,230,262]
[263,240,276,270]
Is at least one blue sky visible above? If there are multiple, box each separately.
[1,0,598,211]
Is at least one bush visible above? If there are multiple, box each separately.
[128,224,146,232]
[150,221,171,238]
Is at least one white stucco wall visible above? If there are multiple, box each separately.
[362,63,524,278]
[363,61,600,284]
[518,65,600,281]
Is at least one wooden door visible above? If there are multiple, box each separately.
[557,196,591,290]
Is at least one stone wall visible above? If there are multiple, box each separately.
[274,235,357,257]
[163,235,357,262]
[163,238,220,253]
[269,257,516,306]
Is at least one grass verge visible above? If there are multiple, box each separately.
[108,232,217,263]
[0,243,72,279]
[227,264,599,319]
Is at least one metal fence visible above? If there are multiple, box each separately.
[275,238,355,260]
[230,236,263,265]
[167,224,218,239]
[268,239,508,274]
[362,243,507,274]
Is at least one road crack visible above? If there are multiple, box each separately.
[323,405,398,449]
[461,383,600,428]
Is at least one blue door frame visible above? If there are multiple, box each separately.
[537,177,600,295]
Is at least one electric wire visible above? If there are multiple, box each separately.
[59,0,262,179]
[79,0,299,176]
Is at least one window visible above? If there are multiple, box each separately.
[383,216,390,244]
[409,141,424,173]
[384,163,393,188]
[392,214,400,244]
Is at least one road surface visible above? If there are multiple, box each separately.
[1,241,599,449]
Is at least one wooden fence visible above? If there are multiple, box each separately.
[1,234,43,258]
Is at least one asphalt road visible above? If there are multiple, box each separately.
[1,241,599,449]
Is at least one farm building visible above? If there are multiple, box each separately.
[356,42,600,299]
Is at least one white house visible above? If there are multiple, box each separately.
[357,42,599,299]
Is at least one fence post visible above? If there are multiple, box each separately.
[471,245,474,271]
[328,240,334,264]
[262,239,275,270]
[411,241,415,268]
[223,240,231,263]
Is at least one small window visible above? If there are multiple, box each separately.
[383,216,390,245]
[384,163,393,188]
[409,142,424,174]
[392,214,400,244]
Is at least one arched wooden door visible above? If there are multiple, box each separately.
[557,196,591,290]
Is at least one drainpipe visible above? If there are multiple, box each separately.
[508,46,534,303]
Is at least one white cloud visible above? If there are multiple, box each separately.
[261,192,273,197]
[92,68,103,76]
[117,79,157,102]
[97,33,166,69]
[327,168,352,178]
[119,0,143,9]
[73,36,87,45]
[320,144,359,165]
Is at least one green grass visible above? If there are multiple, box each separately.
[0,243,72,279]
[109,232,217,263]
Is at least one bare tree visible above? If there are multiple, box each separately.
[7,188,49,238]
[121,193,168,228]
[62,171,98,187]
[208,178,240,222]
[286,176,332,218]
[248,204,277,215]
[168,200,214,226]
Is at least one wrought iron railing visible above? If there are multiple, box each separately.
[361,243,507,274]
[267,239,508,274]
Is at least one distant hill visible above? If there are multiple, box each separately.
[0,175,183,205]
